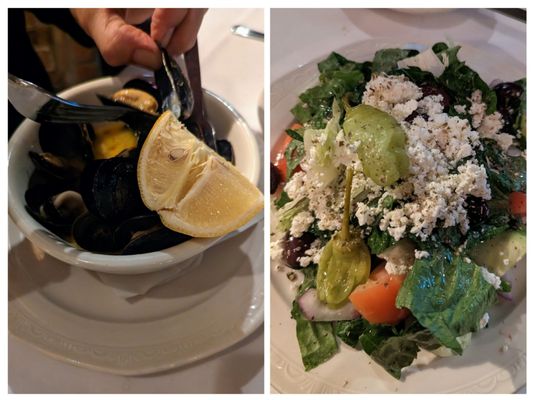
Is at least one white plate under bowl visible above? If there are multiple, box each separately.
[270,39,526,393]
[8,71,261,274]
[9,212,264,375]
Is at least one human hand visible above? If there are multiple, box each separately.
[71,8,206,70]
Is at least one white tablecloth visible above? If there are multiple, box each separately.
[9,8,264,394]
[270,8,525,394]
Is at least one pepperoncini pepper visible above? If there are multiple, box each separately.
[316,167,371,307]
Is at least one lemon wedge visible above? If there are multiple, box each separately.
[137,111,263,237]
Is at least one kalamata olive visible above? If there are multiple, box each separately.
[271,163,281,194]
[494,82,523,100]
[465,195,489,226]
[495,82,523,117]
[421,85,451,109]
[283,232,316,269]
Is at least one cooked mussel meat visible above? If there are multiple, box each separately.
[110,88,159,115]
[41,190,87,225]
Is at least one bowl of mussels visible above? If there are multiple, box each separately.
[8,63,261,275]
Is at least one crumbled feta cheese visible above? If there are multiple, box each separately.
[298,239,324,267]
[468,90,514,151]
[385,261,410,275]
[454,104,467,114]
[290,211,315,238]
[362,74,422,122]
[479,312,490,329]
[418,95,444,116]
[480,266,502,289]
[284,171,306,200]
[415,250,430,259]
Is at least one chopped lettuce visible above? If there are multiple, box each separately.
[396,250,498,354]
[277,198,309,232]
[335,318,440,379]
[291,300,338,371]
[291,52,367,128]
[303,99,342,186]
[436,43,497,114]
[372,48,415,73]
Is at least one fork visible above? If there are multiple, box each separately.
[8,74,143,124]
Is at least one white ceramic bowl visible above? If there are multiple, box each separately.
[9,72,261,275]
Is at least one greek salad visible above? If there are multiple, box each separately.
[270,43,526,379]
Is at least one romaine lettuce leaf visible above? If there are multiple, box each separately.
[372,48,416,73]
[396,250,498,354]
[291,52,367,128]
[291,301,338,371]
[436,44,497,114]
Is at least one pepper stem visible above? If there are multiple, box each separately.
[340,167,354,241]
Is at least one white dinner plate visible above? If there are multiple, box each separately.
[9,214,264,375]
[270,39,526,393]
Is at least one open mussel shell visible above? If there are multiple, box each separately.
[80,157,146,222]
[122,225,191,255]
[113,213,161,248]
[39,122,94,162]
[155,48,194,120]
[29,151,84,181]
[72,212,124,253]
[123,79,161,107]
[41,190,87,226]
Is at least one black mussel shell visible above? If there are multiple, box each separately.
[123,78,162,108]
[39,122,94,161]
[122,226,191,255]
[72,212,123,253]
[29,151,83,181]
[113,213,161,249]
[41,190,87,226]
[25,180,71,212]
[81,157,146,222]
[216,139,234,164]
[155,48,194,120]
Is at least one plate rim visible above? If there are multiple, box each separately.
[8,218,264,376]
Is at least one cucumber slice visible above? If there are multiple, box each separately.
[469,230,526,276]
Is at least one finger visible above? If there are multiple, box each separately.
[90,10,161,69]
[124,9,154,25]
[150,8,189,47]
[165,9,207,55]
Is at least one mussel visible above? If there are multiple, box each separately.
[23,51,234,255]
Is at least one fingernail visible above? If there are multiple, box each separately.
[132,48,161,70]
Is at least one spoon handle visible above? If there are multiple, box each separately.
[184,41,217,151]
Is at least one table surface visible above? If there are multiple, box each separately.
[8,8,264,394]
[270,7,525,394]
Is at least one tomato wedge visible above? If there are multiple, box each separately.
[349,265,409,325]
[509,192,526,218]
[271,123,303,182]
